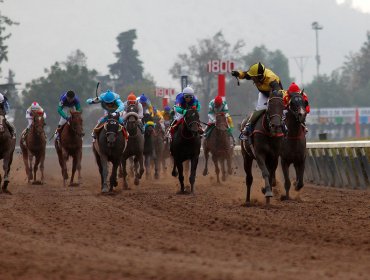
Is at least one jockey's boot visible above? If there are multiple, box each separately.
[282,119,288,137]
[91,132,96,142]
[21,128,29,142]
[5,120,16,139]
[55,125,62,141]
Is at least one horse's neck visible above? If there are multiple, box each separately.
[286,112,304,137]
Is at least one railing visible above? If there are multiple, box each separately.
[233,141,370,189]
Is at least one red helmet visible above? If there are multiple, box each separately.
[214,96,223,107]
[287,82,301,94]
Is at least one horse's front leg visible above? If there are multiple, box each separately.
[255,153,273,204]
[33,155,41,183]
[212,154,220,184]
[77,150,82,184]
[70,154,78,186]
[22,149,31,183]
[137,154,144,181]
[281,158,291,200]
[175,160,185,193]
[40,152,45,184]
[62,150,69,187]
[227,154,232,176]
[109,161,119,192]
[28,154,34,182]
[122,158,129,189]
[100,156,109,193]
[221,158,226,182]
[189,156,199,194]
[294,160,305,192]
[2,155,12,194]
[243,152,254,206]
[202,146,209,176]
[144,155,151,179]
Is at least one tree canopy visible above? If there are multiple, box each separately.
[21,50,98,134]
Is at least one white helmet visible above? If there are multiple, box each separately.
[0,93,4,103]
[31,102,40,110]
[183,86,194,95]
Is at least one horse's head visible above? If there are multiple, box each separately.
[144,121,155,137]
[215,112,228,131]
[184,107,200,134]
[68,111,84,137]
[126,104,138,114]
[104,113,121,148]
[288,92,307,124]
[266,91,284,135]
[31,111,45,135]
[125,112,139,133]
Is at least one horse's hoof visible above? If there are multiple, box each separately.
[222,176,226,182]
[244,201,251,207]
[265,190,273,197]
[134,178,139,185]
[2,189,12,195]
[172,171,178,177]
[202,170,208,176]
[295,185,304,191]
[154,173,159,180]
[261,187,266,194]
[280,195,290,201]
[69,183,79,187]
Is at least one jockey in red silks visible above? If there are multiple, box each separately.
[169,86,201,138]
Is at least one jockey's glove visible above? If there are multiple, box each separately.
[86,98,93,104]
[231,71,240,78]
[111,112,118,117]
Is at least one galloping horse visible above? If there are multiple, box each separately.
[203,113,232,183]
[20,111,46,184]
[281,92,307,200]
[0,107,15,194]
[122,104,144,189]
[55,111,83,187]
[93,113,127,193]
[153,115,165,175]
[170,108,201,194]
[241,92,285,205]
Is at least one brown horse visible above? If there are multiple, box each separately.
[20,111,46,184]
[0,107,16,194]
[281,92,307,200]
[241,92,285,205]
[203,113,232,183]
[55,111,83,187]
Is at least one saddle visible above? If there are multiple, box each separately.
[94,122,129,140]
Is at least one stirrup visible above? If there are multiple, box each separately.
[239,133,248,141]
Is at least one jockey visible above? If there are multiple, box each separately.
[283,82,310,113]
[0,92,16,139]
[23,102,46,139]
[86,89,125,140]
[55,90,82,140]
[152,106,166,133]
[137,93,154,117]
[161,105,173,128]
[122,92,144,133]
[205,95,235,146]
[169,86,201,136]
[231,62,283,143]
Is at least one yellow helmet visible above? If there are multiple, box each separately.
[247,62,265,77]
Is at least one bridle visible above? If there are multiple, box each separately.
[266,96,284,132]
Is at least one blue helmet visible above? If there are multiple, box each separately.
[139,94,148,104]
[101,90,116,103]
[164,105,171,112]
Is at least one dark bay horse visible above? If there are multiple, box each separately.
[153,115,165,175]
[0,107,15,194]
[143,121,160,179]
[203,113,232,183]
[20,111,46,184]
[122,105,144,189]
[170,108,201,194]
[281,92,307,200]
[93,113,127,193]
[241,92,285,205]
[55,111,83,187]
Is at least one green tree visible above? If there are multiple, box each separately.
[109,29,145,89]
[21,50,98,135]
[169,31,244,120]
[0,1,18,74]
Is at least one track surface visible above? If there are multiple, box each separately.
[0,150,369,280]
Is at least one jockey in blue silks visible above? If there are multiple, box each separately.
[169,86,201,137]
[86,89,125,140]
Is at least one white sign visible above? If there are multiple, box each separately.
[156,88,175,99]
[207,60,235,73]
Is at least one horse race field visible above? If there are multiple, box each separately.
[0,148,369,280]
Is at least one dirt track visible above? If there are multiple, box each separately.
[0,150,369,280]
